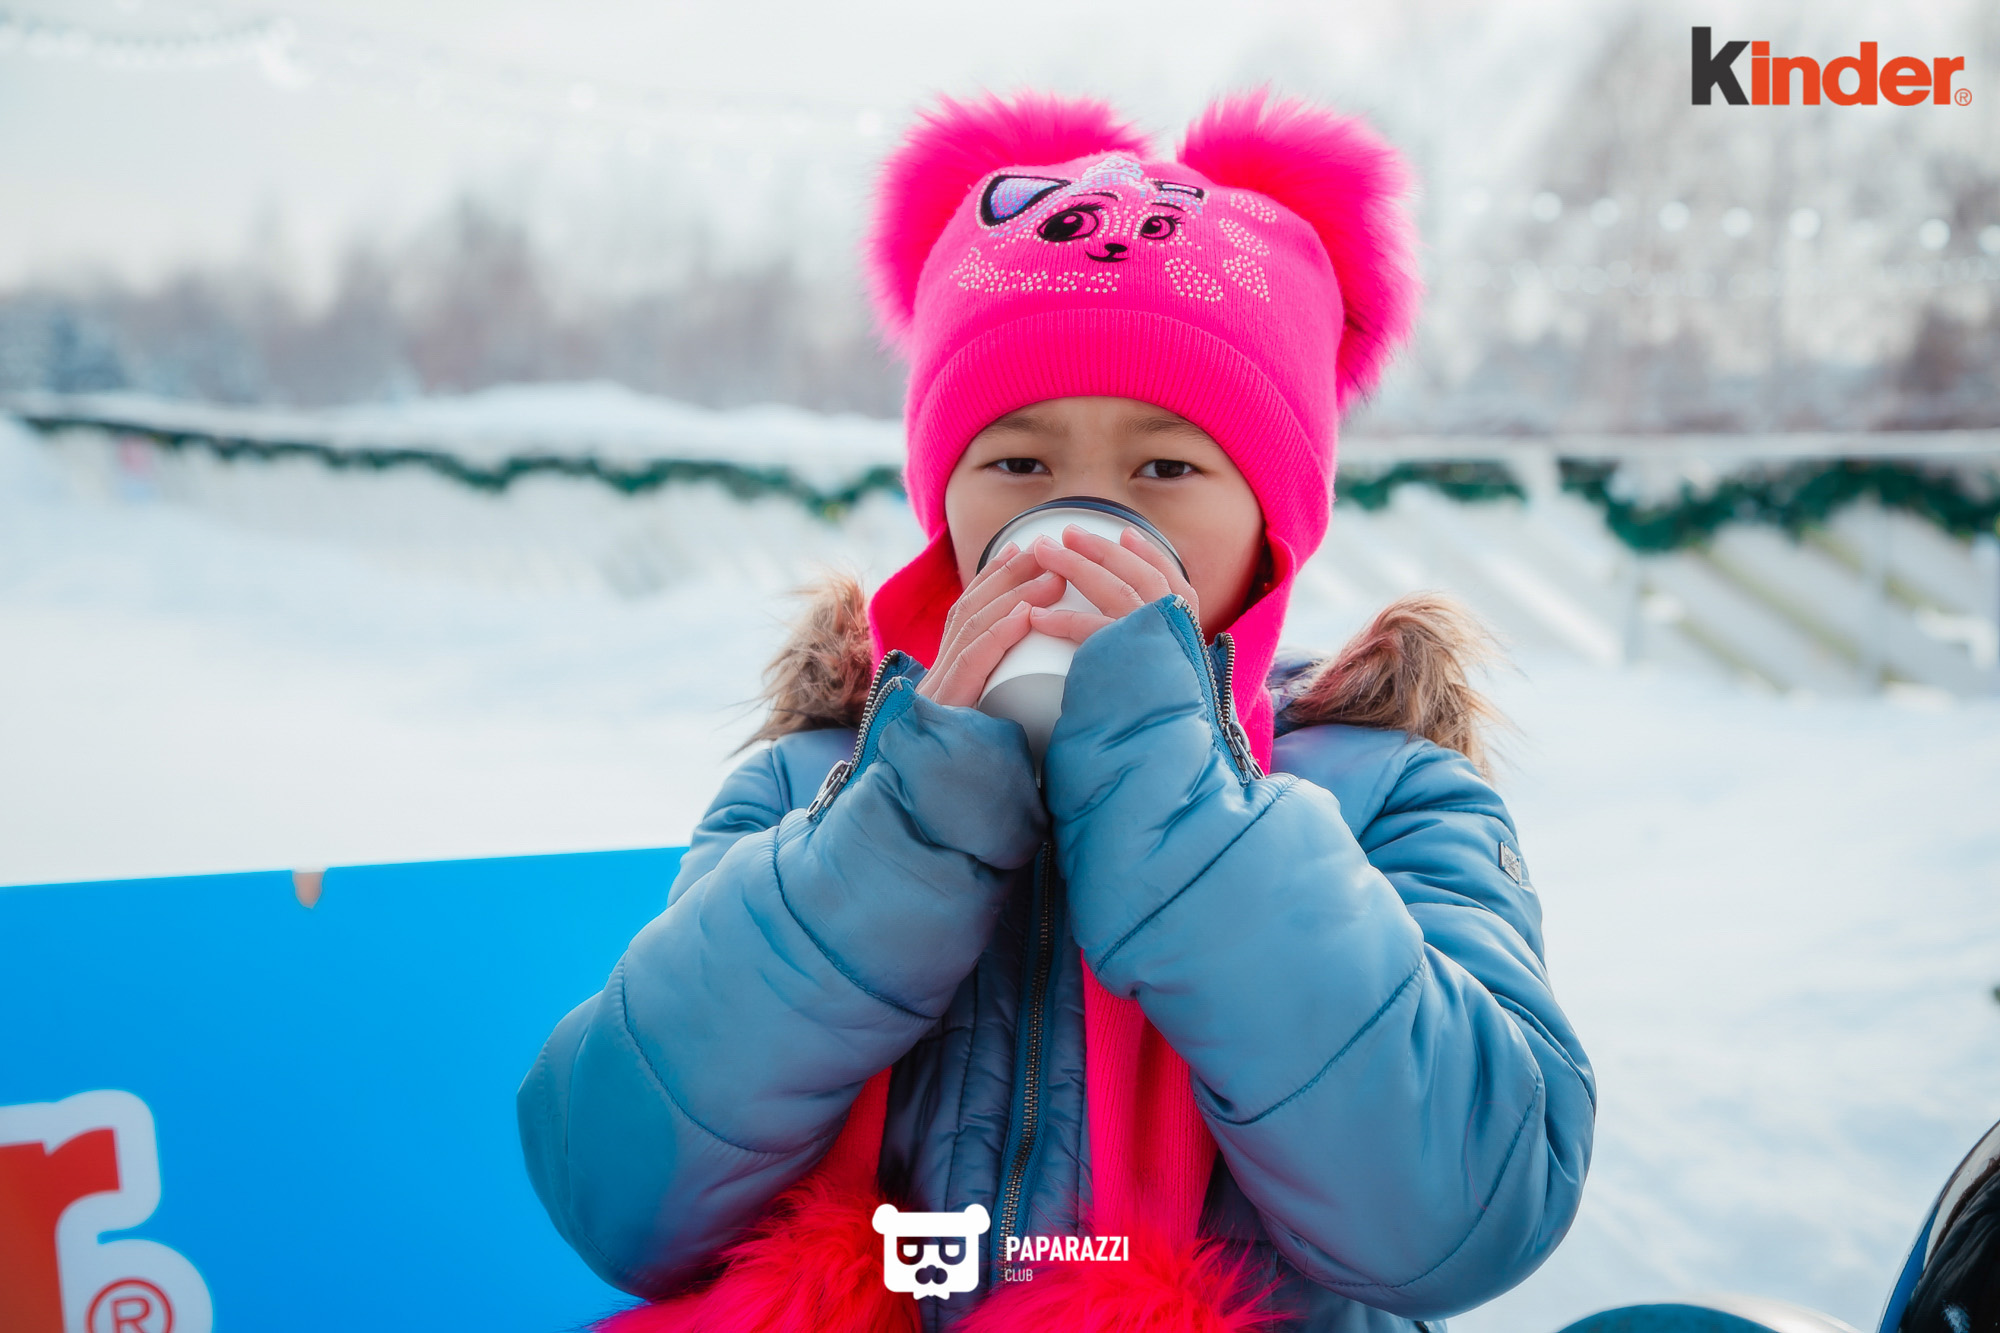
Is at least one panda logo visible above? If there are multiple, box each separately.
[871,1202,990,1299]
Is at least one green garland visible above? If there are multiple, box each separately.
[17,409,2000,551]
[1559,458,2000,552]
[17,411,907,520]
[1337,460,1525,510]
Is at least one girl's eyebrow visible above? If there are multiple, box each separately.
[1130,414,1209,438]
[980,409,1059,435]
[977,410,1208,440]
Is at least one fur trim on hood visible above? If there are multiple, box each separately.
[749,575,1508,778]
[745,574,878,749]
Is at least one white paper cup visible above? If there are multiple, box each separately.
[974,498,1185,764]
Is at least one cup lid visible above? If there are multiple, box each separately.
[975,496,1188,578]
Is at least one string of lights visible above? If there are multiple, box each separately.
[1457,189,2000,260]
[0,4,893,156]
[1449,186,2000,304]
[1462,252,2000,297]
[0,8,291,70]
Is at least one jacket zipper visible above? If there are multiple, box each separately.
[1169,596,1262,782]
[995,841,1056,1260]
[805,655,899,819]
[1212,631,1264,781]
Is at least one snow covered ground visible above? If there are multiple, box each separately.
[3,398,1998,1331]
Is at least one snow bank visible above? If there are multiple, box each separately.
[1462,659,2000,1333]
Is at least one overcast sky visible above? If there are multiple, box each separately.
[0,0,1984,291]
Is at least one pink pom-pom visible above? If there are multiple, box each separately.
[593,1172,917,1333]
[959,1227,1280,1333]
[1179,89,1422,410]
[865,91,1152,348]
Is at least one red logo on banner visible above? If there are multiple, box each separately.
[0,1092,210,1333]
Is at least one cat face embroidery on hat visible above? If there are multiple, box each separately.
[949,154,1273,303]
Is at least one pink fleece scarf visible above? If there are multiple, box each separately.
[597,970,1263,1333]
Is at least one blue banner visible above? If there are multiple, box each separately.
[1,848,682,1333]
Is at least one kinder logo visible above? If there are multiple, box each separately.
[1693,27,1970,106]
[0,1091,213,1333]
[871,1203,988,1300]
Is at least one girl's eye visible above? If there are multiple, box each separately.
[1140,459,1195,480]
[1037,206,1103,243]
[1138,215,1179,241]
[993,458,1048,476]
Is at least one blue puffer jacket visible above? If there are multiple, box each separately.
[519,595,1595,1330]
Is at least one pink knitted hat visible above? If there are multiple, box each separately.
[864,90,1421,766]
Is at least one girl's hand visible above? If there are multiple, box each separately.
[918,542,1069,708]
[1027,525,1201,645]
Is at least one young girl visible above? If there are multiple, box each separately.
[519,90,1594,1332]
